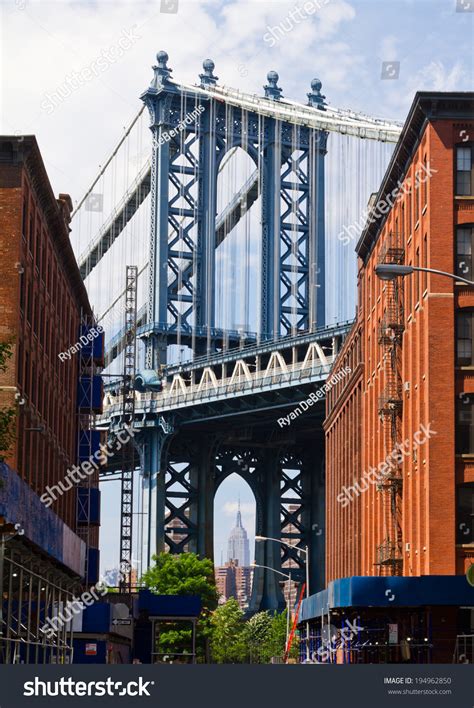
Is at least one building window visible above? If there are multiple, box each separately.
[457,395,474,454]
[456,483,474,544]
[414,168,419,223]
[422,155,428,206]
[457,310,474,365]
[456,225,474,279]
[456,144,473,196]
[408,188,412,235]
[422,233,428,292]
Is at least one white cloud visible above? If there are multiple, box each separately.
[413,60,468,91]
[379,34,400,61]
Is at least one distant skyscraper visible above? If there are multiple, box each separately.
[227,501,250,567]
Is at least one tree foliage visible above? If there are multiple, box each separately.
[0,342,15,461]
[210,603,297,664]
[210,598,247,663]
[141,552,218,610]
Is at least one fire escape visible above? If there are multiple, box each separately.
[376,232,404,575]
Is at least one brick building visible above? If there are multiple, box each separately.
[300,92,474,663]
[0,135,103,663]
[215,559,252,610]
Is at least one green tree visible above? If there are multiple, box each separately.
[266,610,291,662]
[0,342,15,462]
[244,610,272,663]
[141,552,219,661]
[210,598,248,663]
[244,609,300,663]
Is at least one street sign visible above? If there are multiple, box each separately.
[112,619,131,626]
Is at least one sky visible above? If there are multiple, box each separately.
[1,0,472,574]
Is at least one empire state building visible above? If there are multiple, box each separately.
[227,502,250,567]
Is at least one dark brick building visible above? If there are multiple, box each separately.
[0,136,102,663]
[0,137,93,527]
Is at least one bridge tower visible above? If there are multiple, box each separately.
[134,52,331,612]
[140,51,327,369]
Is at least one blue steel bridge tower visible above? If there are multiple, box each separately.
[108,51,337,612]
[139,51,327,370]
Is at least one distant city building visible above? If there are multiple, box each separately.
[215,503,253,609]
[215,560,253,610]
[227,501,250,567]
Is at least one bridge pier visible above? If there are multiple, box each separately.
[250,447,286,612]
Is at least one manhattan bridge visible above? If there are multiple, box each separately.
[71,51,402,611]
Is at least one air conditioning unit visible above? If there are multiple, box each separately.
[405,542,410,553]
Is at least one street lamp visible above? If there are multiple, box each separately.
[255,535,311,662]
[250,563,294,658]
[375,263,474,287]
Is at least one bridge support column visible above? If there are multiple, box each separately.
[260,120,281,341]
[309,131,328,330]
[195,440,215,559]
[147,122,171,369]
[143,429,166,568]
[250,448,285,612]
[196,101,217,356]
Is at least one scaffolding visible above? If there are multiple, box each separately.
[119,266,138,593]
[76,311,103,585]
[376,232,404,576]
[0,535,79,664]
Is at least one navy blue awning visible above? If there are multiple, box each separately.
[300,575,474,622]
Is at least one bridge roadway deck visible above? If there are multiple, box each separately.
[98,321,353,431]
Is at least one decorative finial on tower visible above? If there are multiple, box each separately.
[200,58,218,87]
[264,70,282,101]
[236,498,242,527]
[149,50,173,90]
[307,78,326,110]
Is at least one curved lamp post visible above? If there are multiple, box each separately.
[375,263,474,287]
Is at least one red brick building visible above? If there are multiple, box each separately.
[300,92,474,663]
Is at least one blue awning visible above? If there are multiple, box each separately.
[300,575,474,622]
